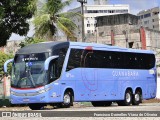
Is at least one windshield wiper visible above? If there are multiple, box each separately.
[27,69,36,88]
[27,54,36,88]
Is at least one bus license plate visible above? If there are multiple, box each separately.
[23,98,30,102]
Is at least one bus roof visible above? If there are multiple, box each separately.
[16,41,154,54]
[69,42,155,54]
[16,41,69,54]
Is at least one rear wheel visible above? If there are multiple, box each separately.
[132,91,142,105]
[61,91,73,108]
[117,90,132,106]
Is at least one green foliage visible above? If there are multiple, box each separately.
[34,0,77,41]
[157,52,160,67]
[0,0,37,47]
[0,52,13,76]
[19,37,46,48]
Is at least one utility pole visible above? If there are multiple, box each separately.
[77,0,87,42]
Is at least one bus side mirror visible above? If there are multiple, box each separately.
[44,56,59,71]
[4,59,14,76]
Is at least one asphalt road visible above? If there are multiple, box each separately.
[51,102,160,111]
[0,103,160,120]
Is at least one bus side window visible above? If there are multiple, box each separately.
[49,59,59,83]
[66,49,82,71]
[58,48,67,74]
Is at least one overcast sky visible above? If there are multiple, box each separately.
[10,0,160,40]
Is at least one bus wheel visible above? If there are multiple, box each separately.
[132,91,141,105]
[61,91,72,108]
[118,90,132,106]
[28,104,44,110]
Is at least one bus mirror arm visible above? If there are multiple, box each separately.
[4,58,14,75]
[44,56,59,71]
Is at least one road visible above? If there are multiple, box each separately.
[0,103,160,120]
[50,102,160,111]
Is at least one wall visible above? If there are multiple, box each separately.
[156,78,160,99]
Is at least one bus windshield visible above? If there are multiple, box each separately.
[11,53,49,88]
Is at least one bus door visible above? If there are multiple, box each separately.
[48,58,61,99]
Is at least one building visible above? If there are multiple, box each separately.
[96,13,138,46]
[96,13,160,50]
[137,7,160,31]
[96,13,160,75]
[68,0,130,42]
[0,40,23,54]
[94,0,108,5]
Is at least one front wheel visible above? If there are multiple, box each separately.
[117,90,132,106]
[61,91,73,108]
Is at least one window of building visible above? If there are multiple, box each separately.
[99,10,104,13]
[87,24,90,27]
[153,11,159,15]
[108,10,112,13]
[144,20,149,24]
[141,15,144,19]
[144,13,151,18]
[87,30,90,33]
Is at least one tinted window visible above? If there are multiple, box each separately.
[66,49,82,71]
[66,49,155,71]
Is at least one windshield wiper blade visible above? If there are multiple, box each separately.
[28,69,36,88]
[27,54,36,88]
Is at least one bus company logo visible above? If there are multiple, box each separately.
[112,71,139,77]
[1,112,42,118]
[2,112,11,117]
[66,73,74,78]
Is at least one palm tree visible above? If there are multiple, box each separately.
[33,0,78,41]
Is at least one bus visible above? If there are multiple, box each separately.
[4,41,156,110]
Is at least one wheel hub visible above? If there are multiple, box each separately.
[64,94,70,104]
[126,93,131,103]
[135,94,140,101]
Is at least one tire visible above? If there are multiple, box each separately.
[28,104,44,110]
[117,90,132,106]
[61,91,73,108]
[91,101,112,107]
[132,91,142,105]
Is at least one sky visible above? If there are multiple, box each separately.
[9,0,160,40]
[64,0,160,14]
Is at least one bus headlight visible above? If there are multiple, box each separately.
[38,87,52,94]
[11,91,15,95]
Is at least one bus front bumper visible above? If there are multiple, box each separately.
[10,87,62,104]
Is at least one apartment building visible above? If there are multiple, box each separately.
[137,7,160,31]
[68,0,130,42]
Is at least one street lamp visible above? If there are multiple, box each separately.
[77,0,87,42]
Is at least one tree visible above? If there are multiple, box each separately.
[0,52,13,76]
[19,37,45,48]
[0,0,37,47]
[157,52,160,67]
[34,0,78,41]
